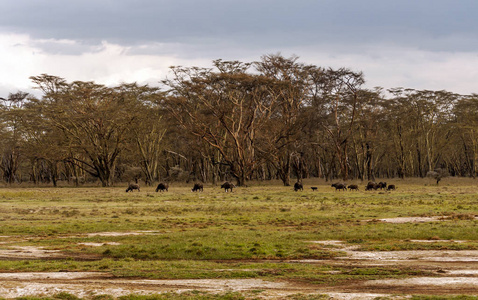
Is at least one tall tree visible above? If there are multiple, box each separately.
[30,75,142,186]
[309,68,365,181]
[0,92,29,183]
[163,60,276,186]
[255,54,311,185]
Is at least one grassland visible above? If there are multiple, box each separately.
[0,177,477,299]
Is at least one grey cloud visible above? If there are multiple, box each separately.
[1,0,478,53]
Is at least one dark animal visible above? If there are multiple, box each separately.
[192,183,203,192]
[155,182,169,192]
[221,181,235,192]
[293,182,303,191]
[126,183,140,192]
[377,182,387,190]
[331,183,347,191]
[311,187,318,191]
[347,184,359,191]
[387,184,396,191]
[365,181,378,191]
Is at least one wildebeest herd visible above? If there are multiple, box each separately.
[126,180,396,192]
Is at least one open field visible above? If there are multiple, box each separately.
[0,178,476,299]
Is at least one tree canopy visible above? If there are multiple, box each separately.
[0,55,475,186]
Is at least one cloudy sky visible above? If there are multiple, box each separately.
[1,0,477,97]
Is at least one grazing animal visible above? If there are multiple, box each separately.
[387,184,396,191]
[311,187,318,191]
[221,181,235,192]
[377,182,387,190]
[191,183,203,192]
[365,182,378,191]
[155,182,169,192]
[293,182,303,191]
[347,184,359,191]
[126,183,140,192]
[331,183,347,191]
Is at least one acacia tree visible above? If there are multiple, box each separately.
[453,94,478,177]
[255,54,310,185]
[163,60,276,186]
[30,74,142,186]
[119,83,166,185]
[0,92,30,183]
[309,68,365,181]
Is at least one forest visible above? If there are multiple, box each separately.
[0,54,476,187]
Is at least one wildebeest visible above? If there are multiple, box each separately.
[311,187,318,191]
[365,181,378,191]
[387,184,396,191]
[331,183,347,191]
[221,181,235,192]
[293,182,303,191]
[126,183,140,192]
[347,184,359,191]
[377,182,387,190]
[192,183,203,192]
[155,182,169,192]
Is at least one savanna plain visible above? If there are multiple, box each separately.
[0,178,477,299]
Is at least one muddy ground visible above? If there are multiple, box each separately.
[0,220,478,299]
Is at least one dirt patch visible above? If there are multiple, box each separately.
[85,230,161,237]
[409,239,466,243]
[375,216,443,223]
[78,242,121,247]
[340,249,478,262]
[0,246,65,259]
[0,272,111,280]
[0,276,316,299]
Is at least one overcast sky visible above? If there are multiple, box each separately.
[1,0,478,97]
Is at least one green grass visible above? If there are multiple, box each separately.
[0,178,477,298]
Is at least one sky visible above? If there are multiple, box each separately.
[1,0,478,97]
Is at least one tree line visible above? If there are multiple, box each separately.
[0,54,476,187]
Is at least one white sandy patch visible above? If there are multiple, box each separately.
[0,282,152,298]
[310,240,345,246]
[125,278,290,291]
[446,270,478,275]
[86,231,160,237]
[377,216,443,223]
[367,277,478,287]
[78,242,121,247]
[340,250,478,261]
[325,292,405,300]
[0,278,297,298]
[409,239,466,243]
[0,272,110,280]
[0,246,64,258]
